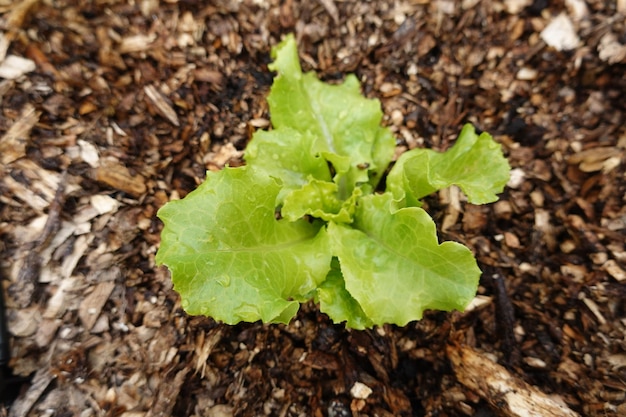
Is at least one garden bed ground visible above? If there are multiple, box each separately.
[1,0,625,416]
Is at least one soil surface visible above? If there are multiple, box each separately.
[1,1,625,416]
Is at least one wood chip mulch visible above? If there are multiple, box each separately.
[1,1,625,416]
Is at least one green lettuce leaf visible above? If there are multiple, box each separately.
[281,179,362,223]
[157,33,510,329]
[245,128,331,204]
[156,166,332,324]
[316,258,373,330]
[328,193,481,326]
[267,34,395,190]
[387,124,510,207]
[370,126,397,188]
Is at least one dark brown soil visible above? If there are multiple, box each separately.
[1,1,625,416]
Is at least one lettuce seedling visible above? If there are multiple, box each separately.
[156,34,510,329]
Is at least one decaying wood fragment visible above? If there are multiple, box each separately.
[194,327,223,378]
[602,259,626,282]
[118,33,157,54]
[0,103,39,164]
[4,0,40,31]
[95,159,147,197]
[25,43,62,79]
[567,146,622,173]
[144,84,180,126]
[8,171,66,308]
[146,367,189,417]
[317,0,339,24]
[78,281,116,331]
[8,367,55,417]
[598,33,626,64]
[0,1,624,415]
[447,344,581,417]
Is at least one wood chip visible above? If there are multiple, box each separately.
[60,234,93,278]
[504,0,532,15]
[205,405,233,417]
[540,13,580,51]
[146,368,190,417]
[524,356,548,369]
[35,318,62,347]
[90,194,120,215]
[144,84,180,126]
[507,168,525,189]
[602,259,626,282]
[598,33,626,65]
[119,33,157,54]
[568,147,622,173]
[0,32,8,62]
[1,1,624,415]
[504,232,521,248]
[580,295,607,325]
[7,306,41,337]
[193,68,223,84]
[516,67,538,81]
[317,0,339,24]
[350,382,373,400]
[4,0,40,30]
[301,350,339,371]
[606,353,626,369]
[2,173,49,209]
[0,103,39,164]
[194,327,223,378]
[77,139,100,167]
[565,0,589,20]
[8,368,56,417]
[464,295,493,312]
[447,344,581,417]
[0,54,36,79]
[79,281,116,331]
[95,158,147,197]
[43,276,81,319]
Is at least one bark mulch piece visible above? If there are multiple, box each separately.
[1,0,625,416]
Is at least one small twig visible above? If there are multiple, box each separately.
[10,171,67,308]
[490,267,520,369]
[36,170,67,248]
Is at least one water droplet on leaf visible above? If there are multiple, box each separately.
[216,274,231,287]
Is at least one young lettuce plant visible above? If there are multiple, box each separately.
[156,34,510,329]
